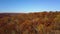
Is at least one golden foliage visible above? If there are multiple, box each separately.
[0,12,60,34]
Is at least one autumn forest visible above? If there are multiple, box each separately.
[0,12,60,34]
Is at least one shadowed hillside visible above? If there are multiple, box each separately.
[0,12,60,34]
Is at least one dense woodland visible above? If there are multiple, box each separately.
[0,12,60,34]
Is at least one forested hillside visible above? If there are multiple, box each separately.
[0,12,60,34]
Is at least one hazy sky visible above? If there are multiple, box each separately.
[0,0,60,13]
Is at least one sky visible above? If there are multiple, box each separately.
[0,0,60,13]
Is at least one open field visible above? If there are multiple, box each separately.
[0,12,60,34]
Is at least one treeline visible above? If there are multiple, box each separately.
[0,12,60,34]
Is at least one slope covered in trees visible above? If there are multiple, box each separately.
[0,12,60,34]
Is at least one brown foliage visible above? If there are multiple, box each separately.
[0,12,60,34]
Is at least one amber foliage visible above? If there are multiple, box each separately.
[0,12,60,34]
